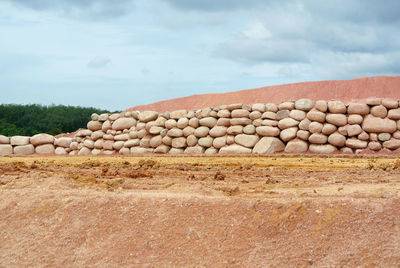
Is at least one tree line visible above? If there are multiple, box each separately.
[0,104,114,136]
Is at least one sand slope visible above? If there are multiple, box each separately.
[128,76,400,112]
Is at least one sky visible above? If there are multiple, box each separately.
[1,0,400,111]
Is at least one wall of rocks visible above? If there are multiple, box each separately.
[1,97,400,156]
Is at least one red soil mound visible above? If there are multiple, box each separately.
[128,76,400,112]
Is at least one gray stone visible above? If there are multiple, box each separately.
[265,103,278,112]
[276,110,290,120]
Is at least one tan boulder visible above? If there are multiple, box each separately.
[262,111,277,120]
[321,123,337,135]
[276,110,289,120]
[280,127,298,142]
[91,131,104,141]
[168,128,183,137]
[231,109,250,118]
[227,125,243,135]
[182,126,195,137]
[10,136,30,146]
[150,135,163,148]
[0,144,12,155]
[382,98,398,109]
[172,137,187,148]
[252,137,285,154]
[378,133,391,142]
[14,144,34,155]
[347,124,363,137]
[299,118,311,130]
[249,111,262,120]
[362,115,397,133]
[289,110,306,121]
[165,119,177,129]
[252,103,266,112]
[256,126,280,137]
[347,114,363,124]
[370,105,387,118]
[306,110,326,123]
[0,135,9,144]
[284,139,308,153]
[209,126,227,137]
[138,111,158,122]
[124,139,140,148]
[278,101,294,110]
[368,142,382,151]
[98,113,109,121]
[383,138,400,150]
[170,109,187,119]
[217,109,230,118]
[109,113,120,121]
[186,135,198,147]
[309,122,323,133]
[177,118,189,129]
[230,118,252,126]
[297,130,310,140]
[30,133,54,146]
[149,126,164,135]
[347,102,369,115]
[315,100,327,112]
[345,138,368,149]
[328,133,346,147]
[198,136,213,148]
[278,118,299,129]
[75,129,92,137]
[154,144,170,154]
[265,103,278,112]
[112,118,136,131]
[328,100,346,113]
[83,140,94,149]
[308,133,328,144]
[114,134,129,141]
[78,147,91,156]
[388,108,400,120]
[243,125,256,135]
[35,144,55,154]
[55,147,68,155]
[102,120,112,132]
[295,98,314,111]
[87,120,103,131]
[366,97,381,106]
[213,137,227,149]
[309,144,337,154]
[205,148,218,154]
[184,146,205,154]
[194,126,210,137]
[326,114,347,126]
[219,144,252,154]
[262,119,278,127]
[358,131,370,141]
[188,118,200,128]
[234,134,259,148]
[217,118,231,127]
[199,117,218,128]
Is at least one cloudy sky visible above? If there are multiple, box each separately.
[1,0,399,111]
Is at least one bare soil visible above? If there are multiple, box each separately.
[1,155,400,267]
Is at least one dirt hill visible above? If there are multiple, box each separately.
[128,76,400,112]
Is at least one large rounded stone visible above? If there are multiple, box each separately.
[35,144,55,154]
[209,126,227,137]
[243,125,256,135]
[297,130,310,140]
[217,109,230,118]
[30,133,54,146]
[315,100,327,112]
[231,109,250,118]
[114,134,129,141]
[265,103,278,112]
[388,108,400,120]
[213,136,227,149]
[321,124,337,135]
[109,113,120,121]
[149,126,164,135]
[199,117,218,128]
[227,103,243,111]
[124,139,139,148]
[326,114,347,126]
[0,135,9,144]
[347,102,369,115]
[278,101,295,110]
[102,120,112,132]
[91,131,105,141]
[370,105,387,118]
[280,127,298,142]
[362,115,397,133]
[186,135,198,147]
[276,110,289,120]
[262,120,278,127]
[83,139,94,149]
[14,144,35,155]
[75,129,92,137]
[171,137,187,148]
[249,111,262,120]
[168,128,183,137]
[0,144,12,155]
[328,100,346,113]
[184,146,205,154]
[252,137,285,154]
[112,141,124,150]
[98,113,109,121]
[150,135,163,148]
[309,144,337,154]
[307,110,326,123]
[256,126,280,137]
[368,141,382,151]
[162,136,172,146]
[278,118,299,129]
[347,124,363,137]
[194,126,210,137]
[165,119,177,129]
[182,126,195,137]
[378,133,391,142]
[234,134,259,148]
[284,139,308,153]
[262,111,277,120]
[170,109,187,119]
[366,97,381,106]
[217,118,231,127]
[252,103,266,112]
[10,136,30,146]
[345,139,368,149]
[299,118,311,130]
[219,144,252,154]
[177,117,189,129]
[383,138,400,150]
[328,133,346,147]
[77,147,91,156]
[198,136,213,148]
[230,118,252,126]
[227,125,243,135]
[295,98,314,111]
[188,118,200,128]
[138,111,158,122]
[308,133,327,144]
[154,144,170,154]
[382,98,398,109]
[347,114,363,124]
[289,110,306,121]
[308,122,323,133]
[87,120,103,131]
[55,147,68,155]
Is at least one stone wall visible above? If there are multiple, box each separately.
[1,97,400,156]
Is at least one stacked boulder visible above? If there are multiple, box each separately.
[1,97,400,156]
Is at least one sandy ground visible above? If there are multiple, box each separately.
[1,155,400,267]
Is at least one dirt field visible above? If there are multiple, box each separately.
[1,155,400,267]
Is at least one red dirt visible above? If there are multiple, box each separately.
[128,76,400,112]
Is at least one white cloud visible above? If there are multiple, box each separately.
[243,21,271,40]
